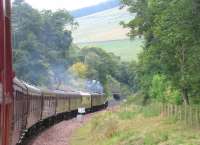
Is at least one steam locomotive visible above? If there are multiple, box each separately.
[12,78,107,145]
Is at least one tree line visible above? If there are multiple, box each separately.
[12,0,76,85]
[14,0,200,103]
[12,0,137,96]
[121,0,200,105]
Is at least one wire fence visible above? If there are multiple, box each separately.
[122,102,200,128]
[160,104,200,128]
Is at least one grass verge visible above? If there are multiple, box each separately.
[70,104,200,145]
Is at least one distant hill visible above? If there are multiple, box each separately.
[78,39,144,62]
[72,6,143,62]
[70,0,120,18]
[72,6,134,43]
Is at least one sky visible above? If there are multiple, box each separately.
[21,0,108,11]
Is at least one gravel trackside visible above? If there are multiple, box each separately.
[28,114,92,145]
[28,101,120,145]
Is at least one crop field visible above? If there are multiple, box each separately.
[72,6,135,43]
[72,6,143,62]
[78,39,144,62]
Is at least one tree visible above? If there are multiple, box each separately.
[121,0,200,105]
[75,47,119,95]
[69,62,88,79]
[12,0,75,86]
[150,0,200,104]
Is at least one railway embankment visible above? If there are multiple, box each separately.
[69,103,200,145]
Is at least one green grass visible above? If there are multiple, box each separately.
[78,39,143,62]
[70,104,200,145]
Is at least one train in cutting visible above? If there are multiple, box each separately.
[12,78,107,145]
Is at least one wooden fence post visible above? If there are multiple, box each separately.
[157,104,200,128]
[179,105,182,120]
[184,105,187,126]
[195,106,198,128]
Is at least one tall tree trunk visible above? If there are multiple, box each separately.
[182,88,189,105]
[179,45,189,105]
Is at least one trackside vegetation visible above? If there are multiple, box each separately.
[70,102,200,145]
[13,0,200,105]
[120,0,200,105]
[12,0,138,96]
[12,0,200,144]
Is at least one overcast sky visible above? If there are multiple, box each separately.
[19,0,108,11]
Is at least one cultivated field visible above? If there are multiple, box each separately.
[72,6,135,43]
[72,6,143,62]
[78,39,144,62]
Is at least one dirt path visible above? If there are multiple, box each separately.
[28,114,93,145]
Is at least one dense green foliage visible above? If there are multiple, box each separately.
[149,74,181,104]
[70,47,138,96]
[14,0,200,104]
[12,0,75,86]
[12,0,137,96]
[121,0,200,105]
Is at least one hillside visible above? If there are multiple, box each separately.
[70,0,120,18]
[79,39,143,62]
[72,6,135,43]
[72,6,143,62]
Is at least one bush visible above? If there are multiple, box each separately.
[149,74,181,105]
[90,113,119,139]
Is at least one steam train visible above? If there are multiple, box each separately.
[12,78,107,145]
[0,1,108,145]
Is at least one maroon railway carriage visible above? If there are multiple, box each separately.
[3,77,107,145]
[41,90,57,121]
[91,93,107,110]
[68,92,82,112]
[12,78,28,145]
[11,79,43,145]
[25,83,42,131]
[54,90,70,115]
[0,0,13,145]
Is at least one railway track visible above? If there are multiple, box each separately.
[27,114,93,145]
[27,100,119,145]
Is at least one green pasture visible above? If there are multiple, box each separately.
[78,39,143,62]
